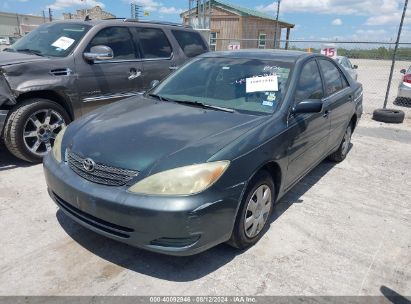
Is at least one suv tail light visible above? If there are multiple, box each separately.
[404,74,411,84]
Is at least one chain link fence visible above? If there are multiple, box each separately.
[212,38,411,115]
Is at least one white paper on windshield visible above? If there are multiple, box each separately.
[51,36,75,50]
[246,75,278,93]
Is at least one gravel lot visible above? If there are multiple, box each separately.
[0,114,410,296]
[0,56,410,297]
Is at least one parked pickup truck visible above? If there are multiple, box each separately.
[0,19,208,162]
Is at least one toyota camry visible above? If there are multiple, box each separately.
[43,50,363,255]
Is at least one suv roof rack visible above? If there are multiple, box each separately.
[123,19,192,28]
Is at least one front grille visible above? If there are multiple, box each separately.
[53,192,133,238]
[67,150,138,186]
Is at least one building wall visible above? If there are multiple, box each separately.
[63,6,115,20]
[0,12,46,41]
[241,17,281,49]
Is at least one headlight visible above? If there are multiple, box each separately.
[52,127,67,163]
[128,161,230,196]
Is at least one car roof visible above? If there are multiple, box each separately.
[200,49,310,62]
[50,19,194,30]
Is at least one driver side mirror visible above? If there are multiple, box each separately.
[83,45,114,62]
[400,69,406,74]
[292,100,323,114]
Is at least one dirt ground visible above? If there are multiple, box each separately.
[0,113,410,296]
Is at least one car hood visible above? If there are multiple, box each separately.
[68,96,265,173]
[0,50,46,66]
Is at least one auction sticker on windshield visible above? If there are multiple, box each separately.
[52,36,75,50]
[246,75,278,93]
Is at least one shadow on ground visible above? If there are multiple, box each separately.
[0,143,33,171]
[57,157,339,282]
[380,285,411,304]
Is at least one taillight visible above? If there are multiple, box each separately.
[404,74,411,84]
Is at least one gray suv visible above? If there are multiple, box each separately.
[0,19,208,162]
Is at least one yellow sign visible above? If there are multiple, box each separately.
[144,11,150,16]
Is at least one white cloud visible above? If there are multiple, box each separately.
[158,6,183,14]
[256,0,410,26]
[48,0,105,10]
[332,18,342,25]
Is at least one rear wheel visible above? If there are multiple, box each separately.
[4,99,70,163]
[228,170,275,249]
[328,123,352,162]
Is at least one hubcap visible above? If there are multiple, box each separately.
[341,126,352,156]
[244,184,272,238]
[23,109,66,157]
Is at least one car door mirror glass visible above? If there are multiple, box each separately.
[400,69,406,74]
[292,100,323,114]
[84,45,114,62]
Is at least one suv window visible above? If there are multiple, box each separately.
[171,30,208,58]
[319,59,348,96]
[295,60,324,103]
[87,27,136,60]
[137,28,172,59]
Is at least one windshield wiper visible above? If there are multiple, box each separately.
[148,93,168,101]
[16,48,44,56]
[172,100,235,113]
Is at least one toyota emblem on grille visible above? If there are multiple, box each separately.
[82,158,96,172]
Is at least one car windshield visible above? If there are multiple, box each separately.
[151,57,293,115]
[5,22,91,57]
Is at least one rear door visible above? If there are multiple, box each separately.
[76,26,144,114]
[318,58,352,152]
[286,59,330,186]
[133,27,175,91]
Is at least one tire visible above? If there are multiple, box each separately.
[4,98,70,163]
[228,170,275,250]
[328,123,352,162]
[372,108,405,124]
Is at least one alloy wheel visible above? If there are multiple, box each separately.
[22,109,66,157]
[341,126,352,156]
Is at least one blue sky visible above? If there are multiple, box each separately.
[1,0,410,42]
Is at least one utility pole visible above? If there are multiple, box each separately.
[42,10,46,23]
[48,8,53,22]
[273,0,281,49]
[383,0,408,108]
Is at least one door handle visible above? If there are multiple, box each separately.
[323,110,331,118]
[128,68,142,80]
[169,66,179,71]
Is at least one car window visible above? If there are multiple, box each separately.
[87,27,137,60]
[319,59,348,96]
[295,60,324,103]
[152,57,293,115]
[136,28,172,59]
[171,30,208,58]
[6,23,91,57]
[346,58,353,68]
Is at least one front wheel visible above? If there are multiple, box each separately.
[228,170,275,250]
[4,99,70,163]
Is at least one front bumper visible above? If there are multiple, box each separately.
[398,83,411,99]
[43,154,244,256]
[0,110,8,136]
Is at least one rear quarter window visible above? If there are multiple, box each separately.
[171,30,208,58]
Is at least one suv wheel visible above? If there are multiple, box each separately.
[4,98,70,163]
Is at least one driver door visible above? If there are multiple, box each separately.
[75,26,144,115]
